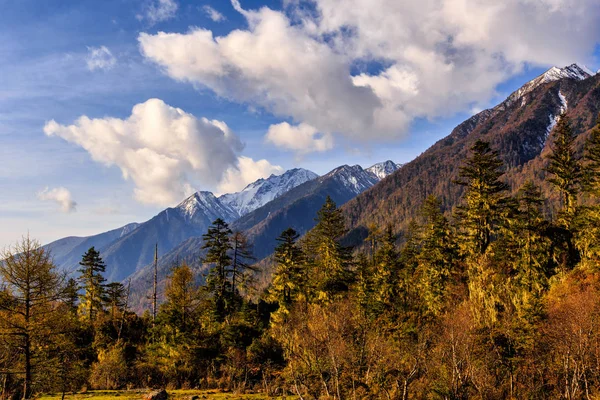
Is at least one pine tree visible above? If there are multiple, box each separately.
[269,228,306,321]
[202,218,233,321]
[371,225,401,311]
[77,247,107,323]
[64,278,80,314]
[576,114,600,265]
[230,231,257,303]
[305,196,353,302]
[545,115,582,225]
[583,113,600,197]
[455,140,509,256]
[417,196,457,317]
[508,182,552,314]
[104,282,127,322]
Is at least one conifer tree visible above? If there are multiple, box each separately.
[583,113,600,197]
[371,226,401,311]
[417,196,456,317]
[507,182,552,314]
[576,114,600,264]
[77,247,107,323]
[269,228,306,321]
[104,282,127,322]
[64,278,80,314]
[202,218,233,321]
[455,140,509,256]
[163,264,202,333]
[305,196,353,302]
[230,231,257,301]
[545,115,582,224]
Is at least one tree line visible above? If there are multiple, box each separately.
[2,114,600,399]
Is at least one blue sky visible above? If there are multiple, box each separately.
[1,0,600,248]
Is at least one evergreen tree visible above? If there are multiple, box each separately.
[506,182,552,315]
[230,231,257,302]
[417,196,457,317]
[305,196,353,302]
[545,115,582,224]
[455,140,509,256]
[104,282,127,322]
[574,115,600,266]
[269,228,306,322]
[64,278,80,314]
[371,225,401,312]
[77,247,107,323]
[163,264,202,334]
[583,113,600,197]
[202,218,233,321]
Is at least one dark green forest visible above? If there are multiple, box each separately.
[3,115,600,399]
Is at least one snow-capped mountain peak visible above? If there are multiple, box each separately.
[219,168,318,216]
[324,164,379,194]
[366,160,402,180]
[176,191,238,222]
[500,64,591,111]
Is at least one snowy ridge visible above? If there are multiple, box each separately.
[366,160,402,180]
[176,191,239,222]
[219,168,318,216]
[324,165,379,194]
[498,64,590,111]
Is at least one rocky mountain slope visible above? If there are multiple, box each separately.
[341,64,600,244]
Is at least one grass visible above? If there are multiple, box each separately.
[37,389,296,400]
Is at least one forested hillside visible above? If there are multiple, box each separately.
[3,113,600,398]
[343,65,600,244]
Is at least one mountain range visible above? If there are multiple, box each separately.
[44,161,400,284]
[45,62,600,312]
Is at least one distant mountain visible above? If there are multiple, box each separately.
[341,64,600,245]
[219,168,318,216]
[126,163,386,311]
[45,169,317,282]
[94,192,239,282]
[44,223,139,275]
[366,160,402,180]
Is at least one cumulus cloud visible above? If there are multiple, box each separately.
[203,5,226,22]
[43,98,281,206]
[266,122,333,155]
[138,0,600,152]
[37,187,77,213]
[86,46,116,71]
[140,0,178,24]
[217,156,284,194]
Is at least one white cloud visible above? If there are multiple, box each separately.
[44,98,279,206]
[37,187,77,213]
[141,0,178,24]
[203,5,226,22]
[139,0,600,151]
[266,122,333,154]
[217,156,284,194]
[86,46,116,71]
